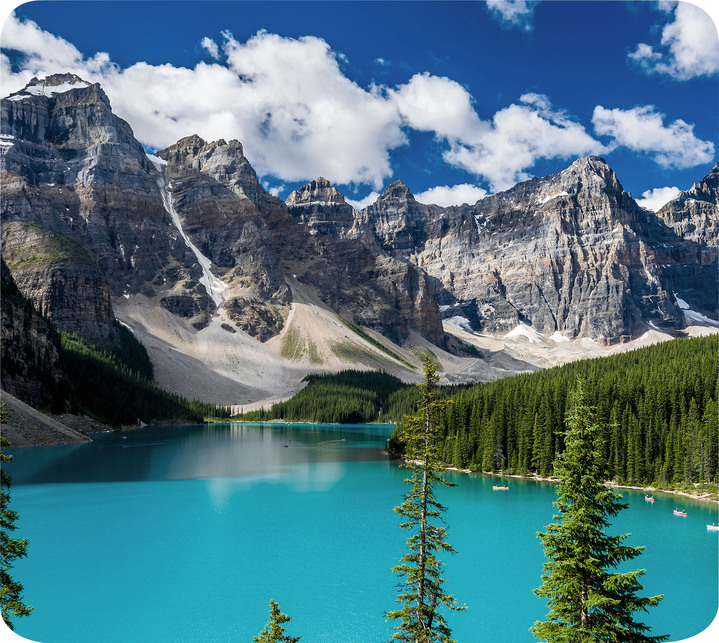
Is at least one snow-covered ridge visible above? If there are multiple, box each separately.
[538,191,568,206]
[673,292,719,328]
[14,78,91,98]
[155,173,229,309]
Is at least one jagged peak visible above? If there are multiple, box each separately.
[286,177,347,206]
[6,73,93,101]
[156,135,244,162]
[378,179,415,203]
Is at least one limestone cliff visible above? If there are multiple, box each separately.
[1,257,68,410]
[657,162,719,246]
[378,156,714,343]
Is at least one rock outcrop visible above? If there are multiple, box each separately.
[286,177,356,239]
[1,258,68,411]
[387,156,713,343]
[657,162,719,246]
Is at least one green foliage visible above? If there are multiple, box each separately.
[253,599,300,643]
[387,358,465,642]
[531,382,667,643]
[0,406,33,631]
[419,336,717,487]
[237,370,406,424]
[59,332,228,426]
[112,322,154,380]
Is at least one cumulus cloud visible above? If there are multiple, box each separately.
[392,73,485,140]
[414,184,488,207]
[201,37,220,60]
[1,15,406,189]
[486,0,538,30]
[592,104,715,169]
[629,2,719,79]
[635,186,681,212]
[441,93,606,191]
[2,12,710,197]
[345,191,381,211]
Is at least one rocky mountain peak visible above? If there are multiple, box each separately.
[377,179,415,204]
[6,73,104,105]
[285,177,347,206]
[154,134,281,209]
[657,161,719,246]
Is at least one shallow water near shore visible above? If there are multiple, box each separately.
[5,422,718,642]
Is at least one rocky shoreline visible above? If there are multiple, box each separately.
[0,389,109,447]
[441,466,719,504]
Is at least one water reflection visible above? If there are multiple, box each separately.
[5,422,393,486]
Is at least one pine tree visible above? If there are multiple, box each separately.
[1,405,33,631]
[387,357,465,642]
[253,599,300,643]
[531,382,667,643]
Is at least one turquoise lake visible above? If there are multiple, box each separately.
[4,422,718,642]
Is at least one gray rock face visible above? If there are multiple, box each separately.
[355,156,717,343]
[1,74,196,336]
[1,221,119,347]
[286,177,356,238]
[657,162,719,246]
[361,180,440,257]
[155,134,291,338]
[1,257,68,410]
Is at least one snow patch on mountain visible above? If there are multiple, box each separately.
[505,323,545,344]
[443,316,473,332]
[538,191,568,206]
[155,174,229,309]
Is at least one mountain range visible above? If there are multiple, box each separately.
[1,74,717,411]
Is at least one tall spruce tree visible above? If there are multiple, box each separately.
[387,357,465,643]
[1,405,33,631]
[531,382,666,643]
[253,599,300,643]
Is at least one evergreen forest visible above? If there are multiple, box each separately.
[238,370,407,424]
[242,336,718,488]
[60,328,231,427]
[426,334,717,488]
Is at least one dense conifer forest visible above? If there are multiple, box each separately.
[60,330,230,427]
[241,336,718,488]
[238,370,407,424]
[428,334,718,487]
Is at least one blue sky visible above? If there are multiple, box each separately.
[1,1,718,210]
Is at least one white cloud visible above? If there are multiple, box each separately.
[3,11,709,198]
[414,184,488,207]
[1,16,407,189]
[218,29,406,188]
[345,191,381,211]
[592,104,714,169]
[486,0,537,31]
[392,73,485,140]
[201,37,220,60]
[629,2,719,79]
[636,186,681,212]
[442,94,606,191]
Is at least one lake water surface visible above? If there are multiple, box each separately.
[5,422,718,642]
